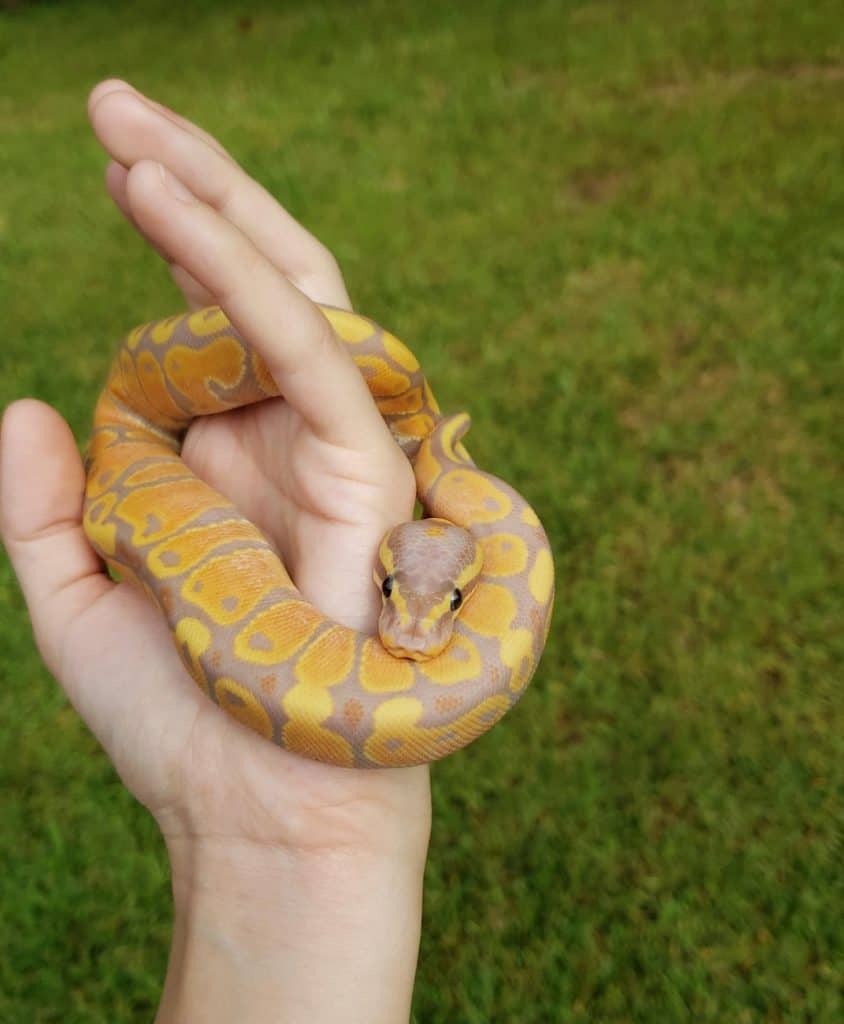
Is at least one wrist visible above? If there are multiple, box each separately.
[157,790,430,1024]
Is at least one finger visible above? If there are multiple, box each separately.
[105,160,164,257]
[0,402,209,768]
[125,160,389,449]
[106,160,216,309]
[89,78,232,159]
[88,83,350,309]
[169,264,218,310]
[0,400,113,673]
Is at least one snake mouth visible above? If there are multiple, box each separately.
[382,643,436,662]
[379,630,451,662]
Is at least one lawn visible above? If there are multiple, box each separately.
[1,0,842,1020]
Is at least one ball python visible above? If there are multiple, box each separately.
[83,305,554,767]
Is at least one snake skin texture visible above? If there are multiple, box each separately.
[83,305,554,767]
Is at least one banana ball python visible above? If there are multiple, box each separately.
[83,305,554,768]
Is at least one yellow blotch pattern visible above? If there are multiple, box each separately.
[412,441,443,492]
[521,505,541,527]
[91,394,134,442]
[83,493,118,555]
[294,626,356,687]
[282,720,354,768]
[459,583,517,637]
[126,323,146,351]
[86,466,116,501]
[500,628,536,694]
[215,678,273,739]
[419,634,482,686]
[174,616,211,691]
[164,337,246,410]
[364,696,424,765]
[394,413,436,440]
[136,349,192,426]
[188,306,231,336]
[364,694,510,766]
[377,535,396,575]
[322,308,376,343]
[454,441,473,464]
[382,331,420,371]
[182,548,288,625]
[378,386,423,415]
[439,414,470,460]
[148,520,270,579]
[116,479,232,545]
[91,437,172,477]
[481,533,529,576]
[124,458,192,489]
[280,628,359,766]
[434,469,512,525]
[112,349,143,407]
[252,350,277,395]
[359,638,415,693]
[529,549,554,605]
[150,315,183,345]
[356,355,410,397]
[234,600,323,665]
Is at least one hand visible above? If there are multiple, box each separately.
[1,81,429,1024]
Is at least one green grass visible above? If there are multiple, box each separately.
[1,0,842,1020]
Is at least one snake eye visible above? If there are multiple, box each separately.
[381,575,394,599]
[450,588,463,612]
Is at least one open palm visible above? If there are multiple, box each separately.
[0,81,428,861]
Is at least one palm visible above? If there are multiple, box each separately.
[181,395,414,622]
[61,582,409,851]
[58,388,415,848]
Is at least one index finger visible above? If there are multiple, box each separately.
[88,82,351,309]
[126,160,390,451]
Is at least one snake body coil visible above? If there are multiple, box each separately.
[83,306,554,767]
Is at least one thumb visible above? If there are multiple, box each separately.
[0,399,113,673]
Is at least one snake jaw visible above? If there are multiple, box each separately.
[378,611,454,661]
[376,585,454,659]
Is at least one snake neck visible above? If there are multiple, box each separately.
[416,408,554,610]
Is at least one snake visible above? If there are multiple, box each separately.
[83,305,554,767]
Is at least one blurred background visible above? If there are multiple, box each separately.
[1,1,842,1021]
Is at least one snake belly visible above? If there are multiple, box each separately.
[83,305,554,768]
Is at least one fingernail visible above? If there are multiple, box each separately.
[88,78,135,108]
[158,163,194,203]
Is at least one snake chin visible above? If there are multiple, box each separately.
[379,628,452,662]
[377,595,455,660]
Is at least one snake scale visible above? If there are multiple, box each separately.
[83,305,554,767]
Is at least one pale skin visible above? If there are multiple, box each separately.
[0,81,430,1023]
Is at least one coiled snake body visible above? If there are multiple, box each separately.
[83,306,554,767]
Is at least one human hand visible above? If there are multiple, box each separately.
[1,81,428,1023]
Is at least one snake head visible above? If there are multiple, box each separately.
[374,518,483,660]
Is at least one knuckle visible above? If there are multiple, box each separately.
[297,240,341,283]
[208,164,237,214]
[313,241,340,272]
